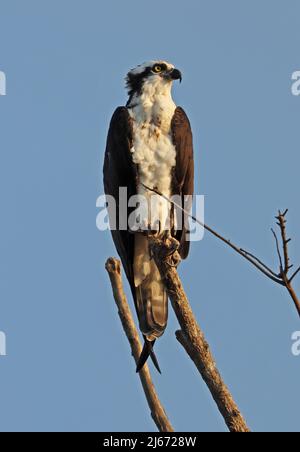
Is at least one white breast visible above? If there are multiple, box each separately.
[128,78,177,231]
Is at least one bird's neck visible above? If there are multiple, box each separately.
[127,79,176,128]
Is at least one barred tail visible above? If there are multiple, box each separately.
[133,234,168,373]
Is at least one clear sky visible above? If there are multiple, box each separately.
[0,0,300,432]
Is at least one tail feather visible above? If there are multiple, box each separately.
[136,339,161,374]
[133,234,166,374]
[134,235,168,341]
[149,347,161,374]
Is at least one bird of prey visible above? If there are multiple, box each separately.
[103,60,194,373]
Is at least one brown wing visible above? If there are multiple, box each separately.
[103,107,137,293]
[171,107,195,259]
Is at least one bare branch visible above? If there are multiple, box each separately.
[271,228,283,273]
[276,210,290,274]
[149,236,250,433]
[105,258,174,432]
[273,211,300,317]
[289,266,300,284]
[239,248,279,278]
[143,183,283,285]
[143,184,300,317]
[282,274,300,318]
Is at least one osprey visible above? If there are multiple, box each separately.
[103,61,194,373]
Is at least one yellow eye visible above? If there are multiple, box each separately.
[153,65,162,73]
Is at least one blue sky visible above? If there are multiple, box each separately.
[0,0,299,432]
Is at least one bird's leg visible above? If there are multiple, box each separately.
[148,243,155,261]
[153,220,162,237]
[147,222,161,261]
[162,231,176,256]
[161,232,181,268]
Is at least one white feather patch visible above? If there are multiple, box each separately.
[128,71,177,231]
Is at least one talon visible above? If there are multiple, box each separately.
[166,261,179,268]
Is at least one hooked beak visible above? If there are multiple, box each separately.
[165,68,182,83]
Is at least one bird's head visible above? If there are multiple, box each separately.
[125,60,182,106]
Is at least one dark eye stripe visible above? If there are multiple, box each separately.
[152,63,167,72]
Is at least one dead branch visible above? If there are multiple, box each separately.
[105,194,299,432]
[273,211,300,317]
[149,236,250,433]
[105,258,174,433]
[142,184,300,318]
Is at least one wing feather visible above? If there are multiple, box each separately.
[171,107,195,259]
[103,107,137,293]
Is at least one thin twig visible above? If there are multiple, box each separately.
[276,210,290,274]
[240,248,279,278]
[290,266,300,284]
[142,184,300,318]
[142,183,283,285]
[149,236,250,433]
[273,211,300,317]
[271,228,283,273]
[282,274,300,318]
[105,258,174,432]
